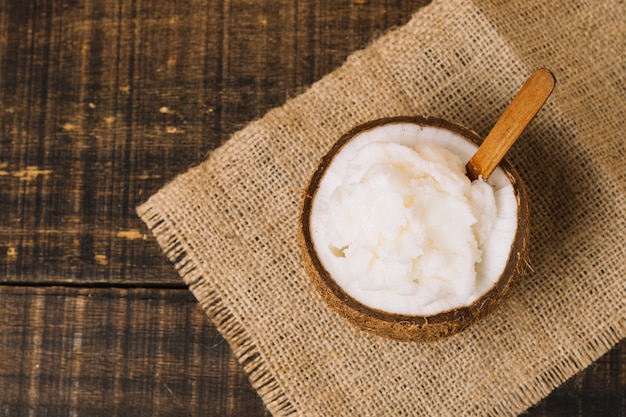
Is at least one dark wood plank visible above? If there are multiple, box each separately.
[526,340,626,417]
[0,285,624,416]
[0,285,271,417]
[0,0,427,285]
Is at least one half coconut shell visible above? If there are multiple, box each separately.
[299,116,530,342]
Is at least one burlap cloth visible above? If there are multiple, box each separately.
[137,0,626,415]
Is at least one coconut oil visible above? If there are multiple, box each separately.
[310,123,518,315]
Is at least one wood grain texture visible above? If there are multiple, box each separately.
[0,0,624,416]
[0,0,422,284]
[0,286,270,417]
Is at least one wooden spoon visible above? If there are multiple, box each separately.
[466,68,556,181]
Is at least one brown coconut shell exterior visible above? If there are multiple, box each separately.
[299,116,530,342]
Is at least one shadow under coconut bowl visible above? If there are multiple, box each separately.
[299,116,530,342]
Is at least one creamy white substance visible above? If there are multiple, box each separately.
[310,123,518,315]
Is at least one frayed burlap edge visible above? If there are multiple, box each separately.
[138,201,297,416]
[137,149,626,417]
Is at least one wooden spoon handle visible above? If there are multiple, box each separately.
[466,68,556,181]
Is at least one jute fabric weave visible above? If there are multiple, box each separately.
[138,0,626,415]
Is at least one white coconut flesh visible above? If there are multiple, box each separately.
[309,122,518,316]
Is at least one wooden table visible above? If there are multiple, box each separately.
[1,1,623,415]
